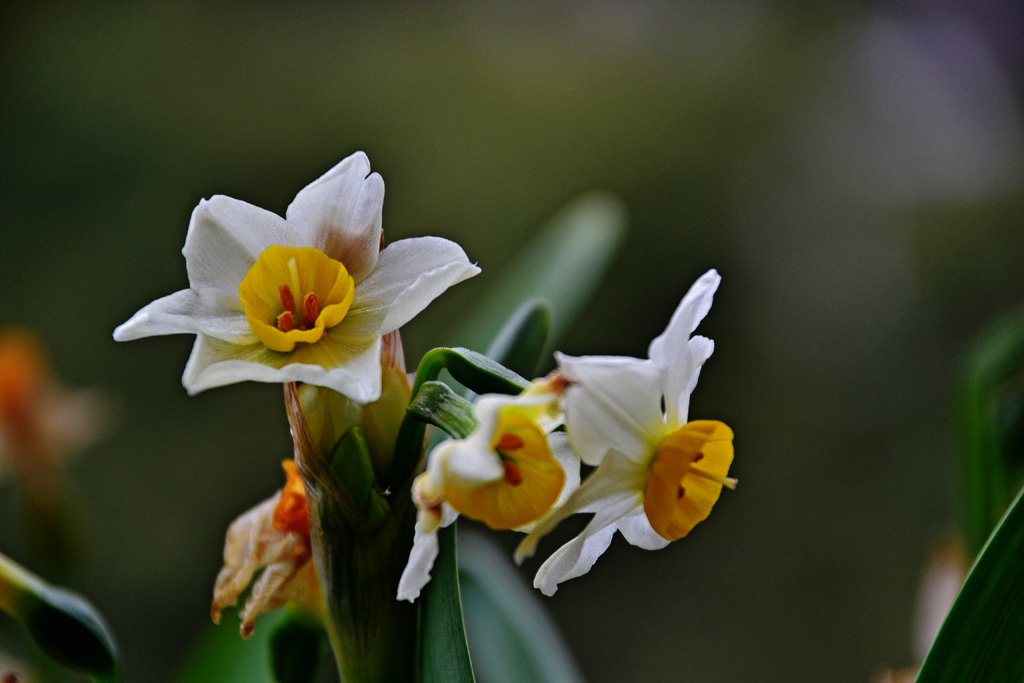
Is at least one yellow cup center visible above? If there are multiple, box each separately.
[443,411,565,530]
[238,245,355,353]
[643,420,735,542]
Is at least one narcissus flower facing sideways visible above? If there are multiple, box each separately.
[515,269,736,595]
[114,152,480,403]
[397,386,579,601]
[212,460,321,638]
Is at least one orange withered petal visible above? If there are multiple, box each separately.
[272,460,310,536]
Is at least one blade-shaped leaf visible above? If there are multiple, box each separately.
[175,612,287,683]
[269,614,325,683]
[0,552,118,681]
[458,529,584,683]
[411,348,530,399]
[419,523,475,683]
[956,309,1024,554]
[916,485,1024,682]
[452,192,626,354]
[484,299,551,380]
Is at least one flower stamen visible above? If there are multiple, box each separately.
[497,433,524,452]
[303,293,319,329]
[502,460,524,487]
[276,310,295,332]
[687,466,738,490]
[279,285,295,316]
[238,245,355,353]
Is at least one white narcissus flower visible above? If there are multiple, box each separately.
[515,269,735,596]
[397,387,579,602]
[114,152,480,403]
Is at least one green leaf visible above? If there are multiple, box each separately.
[411,348,530,399]
[331,426,376,514]
[452,192,627,355]
[916,485,1024,682]
[956,308,1024,554]
[458,529,584,683]
[0,552,118,681]
[175,611,287,683]
[407,381,478,440]
[419,523,475,683]
[269,614,326,683]
[483,299,551,379]
[329,426,390,526]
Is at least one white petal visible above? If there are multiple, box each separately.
[670,335,715,425]
[182,195,295,293]
[396,504,458,602]
[549,432,582,510]
[616,508,670,551]
[351,236,480,335]
[532,491,643,597]
[514,451,645,564]
[534,524,616,597]
[436,435,504,489]
[181,332,383,402]
[648,269,720,424]
[113,288,256,344]
[285,152,384,282]
[555,353,664,466]
[397,521,441,602]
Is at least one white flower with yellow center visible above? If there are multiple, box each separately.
[114,152,480,402]
[397,387,579,601]
[515,269,735,595]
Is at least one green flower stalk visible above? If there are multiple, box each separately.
[284,380,417,681]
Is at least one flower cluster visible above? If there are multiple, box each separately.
[114,151,735,654]
[399,269,735,598]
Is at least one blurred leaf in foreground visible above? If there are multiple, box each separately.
[0,552,118,681]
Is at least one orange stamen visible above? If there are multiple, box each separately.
[497,433,524,452]
[693,452,704,463]
[279,284,295,313]
[503,460,523,487]
[276,310,295,332]
[303,292,319,326]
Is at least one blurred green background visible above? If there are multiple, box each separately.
[2,1,1024,681]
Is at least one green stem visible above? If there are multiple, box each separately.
[391,348,528,490]
[285,383,417,682]
[323,507,418,682]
